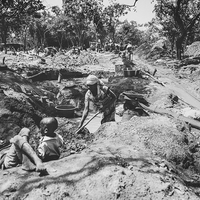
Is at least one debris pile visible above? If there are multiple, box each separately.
[53,50,99,68]
[133,42,152,58]
[185,41,200,57]
[1,48,200,199]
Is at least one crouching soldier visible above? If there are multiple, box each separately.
[0,117,63,173]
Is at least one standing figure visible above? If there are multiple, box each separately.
[126,43,133,61]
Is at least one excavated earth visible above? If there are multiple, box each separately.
[1,50,200,199]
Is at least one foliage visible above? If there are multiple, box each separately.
[29,10,53,48]
[62,0,131,45]
[0,0,44,52]
[154,0,200,59]
[115,20,143,45]
[102,2,131,42]
[62,0,104,46]
[141,19,164,43]
[0,0,162,51]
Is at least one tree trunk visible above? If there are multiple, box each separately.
[183,33,188,56]
[24,27,27,52]
[58,33,63,49]
[1,16,7,54]
[176,34,185,60]
[176,41,181,60]
[171,35,175,58]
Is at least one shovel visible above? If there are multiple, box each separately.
[75,111,101,134]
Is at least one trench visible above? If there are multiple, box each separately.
[35,72,200,195]
[38,70,200,191]
[2,62,200,197]
[33,70,151,131]
[19,70,149,157]
[24,63,151,117]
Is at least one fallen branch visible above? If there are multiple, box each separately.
[140,69,165,86]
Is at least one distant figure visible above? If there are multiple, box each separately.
[126,43,133,61]
[0,117,63,173]
[97,39,101,52]
[77,47,81,55]
[72,46,75,53]
[120,42,124,51]
[114,43,120,54]
[104,42,109,51]
[82,44,87,51]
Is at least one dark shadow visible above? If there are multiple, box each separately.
[8,149,153,199]
[5,146,200,199]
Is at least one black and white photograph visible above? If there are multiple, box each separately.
[1,0,200,199]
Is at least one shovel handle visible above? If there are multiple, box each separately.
[75,111,101,134]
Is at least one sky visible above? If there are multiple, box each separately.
[42,0,155,24]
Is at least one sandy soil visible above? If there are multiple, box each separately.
[1,50,200,199]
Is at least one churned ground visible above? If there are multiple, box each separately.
[1,49,200,199]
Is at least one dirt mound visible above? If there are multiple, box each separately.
[0,71,48,151]
[133,42,152,58]
[53,50,99,67]
[1,115,199,200]
[185,41,200,57]
[0,70,94,154]
[95,115,190,166]
[134,39,170,60]
[2,51,200,199]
